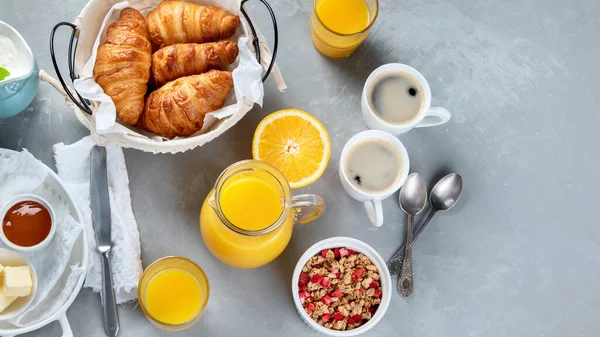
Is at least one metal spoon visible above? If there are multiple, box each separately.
[387,173,464,276]
[397,173,427,297]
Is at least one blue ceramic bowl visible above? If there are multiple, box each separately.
[0,21,40,119]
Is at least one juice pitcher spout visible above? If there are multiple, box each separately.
[207,191,218,211]
[292,194,325,225]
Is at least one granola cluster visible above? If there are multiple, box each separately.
[297,247,382,331]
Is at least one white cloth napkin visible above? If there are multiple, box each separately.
[0,150,85,327]
[54,136,142,303]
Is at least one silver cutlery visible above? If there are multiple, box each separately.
[397,173,427,297]
[387,173,463,276]
[90,146,120,336]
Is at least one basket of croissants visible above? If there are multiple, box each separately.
[46,0,283,153]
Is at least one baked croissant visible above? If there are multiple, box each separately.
[138,70,234,137]
[151,41,239,87]
[146,0,240,49]
[93,8,152,125]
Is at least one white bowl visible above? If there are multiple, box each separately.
[0,248,38,320]
[291,237,392,336]
[0,194,56,252]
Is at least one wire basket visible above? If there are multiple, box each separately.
[46,0,281,153]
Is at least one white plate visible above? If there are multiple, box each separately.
[0,149,88,337]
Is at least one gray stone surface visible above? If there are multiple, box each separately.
[1,0,599,336]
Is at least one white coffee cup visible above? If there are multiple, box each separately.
[339,130,410,227]
[361,63,451,135]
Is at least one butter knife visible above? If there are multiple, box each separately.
[90,146,120,337]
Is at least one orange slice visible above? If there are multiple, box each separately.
[252,109,331,189]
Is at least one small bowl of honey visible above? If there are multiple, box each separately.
[0,194,55,252]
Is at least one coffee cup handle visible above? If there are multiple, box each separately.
[364,199,383,227]
[415,106,452,128]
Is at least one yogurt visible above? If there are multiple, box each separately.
[0,24,34,83]
[0,35,18,73]
[0,21,39,118]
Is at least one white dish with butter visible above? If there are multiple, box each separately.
[0,249,37,320]
[0,149,88,337]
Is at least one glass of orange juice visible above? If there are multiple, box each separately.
[311,0,379,59]
[138,256,209,332]
[200,160,325,269]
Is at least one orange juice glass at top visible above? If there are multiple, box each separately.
[311,0,379,59]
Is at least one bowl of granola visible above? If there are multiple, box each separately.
[292,237,392,336]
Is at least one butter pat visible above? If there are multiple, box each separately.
[0,286,17,313]
[3,266,32,297]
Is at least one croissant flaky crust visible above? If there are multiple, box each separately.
[93,8,152,125]
[146,1,240,49]
[151,41,239,87]
[138,70,234,138]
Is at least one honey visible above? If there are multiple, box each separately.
[2,200,51,247]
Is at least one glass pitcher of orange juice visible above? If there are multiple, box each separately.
[311,0,379,59]
[200,160,325,269]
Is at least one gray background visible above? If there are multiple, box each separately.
[1,0,599,336]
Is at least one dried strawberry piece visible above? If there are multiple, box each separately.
[321,249,328,258]
[348,317,355,324]
[321,313,331,322]
[306,303,315,312]
[369,281,379,289]
[322,278,330,288]
[359,288,365,294]
[299,272,309,285]
[321,295,332,304]
[373,289,382,298]
[351,314,362,324]
[307,296,314,303]
[334,312,344,321]
[311,274,324,284]
[333,248,341,259]
[313,264,322,269]
[352,275,359,282]
[339,248,350,257]
[368,305,378,313]
[347,249,356,255]
[330,289,343,298]
[299,291,308,304]
[299,284,306,291]
[352,268,364,278]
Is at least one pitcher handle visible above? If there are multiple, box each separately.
[292,194,325,225]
